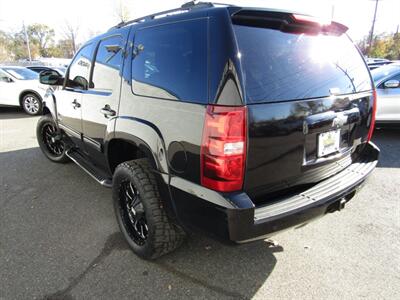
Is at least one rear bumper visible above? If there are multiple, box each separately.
[170,142,379,243]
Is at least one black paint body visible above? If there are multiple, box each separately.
[43,4,379,243]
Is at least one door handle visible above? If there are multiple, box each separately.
[100,105,116,118]
[72,99,81,109]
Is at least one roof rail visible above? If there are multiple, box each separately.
[108,1,221,31]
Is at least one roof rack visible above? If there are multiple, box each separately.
[108,1,228,31]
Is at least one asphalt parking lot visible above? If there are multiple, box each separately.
[1,107,399,300]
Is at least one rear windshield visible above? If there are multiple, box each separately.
[234,26,373,104]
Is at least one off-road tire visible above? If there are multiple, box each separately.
[113,158,186,259]
[36,115,69,163]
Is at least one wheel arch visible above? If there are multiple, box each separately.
[105,136,159,175]
[106,135,179,223]
[19,89,43,106]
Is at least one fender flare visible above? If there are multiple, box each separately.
[106,116,169,174]
[105,126,181,223]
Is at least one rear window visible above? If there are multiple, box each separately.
[234,26,373,104]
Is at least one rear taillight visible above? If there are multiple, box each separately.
[201,105,247,192]
[367,89,377,142]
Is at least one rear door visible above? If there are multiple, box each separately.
[81,28,129,169]
[231,11,374,201]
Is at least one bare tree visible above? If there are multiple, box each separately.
[115,0,131,23]
[63,21,79,56]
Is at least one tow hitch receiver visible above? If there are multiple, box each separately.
[338,199,346,211]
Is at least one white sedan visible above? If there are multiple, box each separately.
[0,66,48,115]
[371,64,400,124]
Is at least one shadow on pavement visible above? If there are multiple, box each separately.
[0,107,33,120]
[372,128,400,168]
[1,147,281,299]
[155,236,282,299]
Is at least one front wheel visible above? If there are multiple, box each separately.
[113,159,186,259]
[36,115,69,163]
[21,93,42,115]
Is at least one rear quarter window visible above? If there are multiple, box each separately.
[131,18,208,103]
[234,25,373,104]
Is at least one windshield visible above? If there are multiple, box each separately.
[371,64,400,83]
[3,67,39,80]
[234,26,373,103]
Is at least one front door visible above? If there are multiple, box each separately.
[377,73,400,121]
[81,30,128,170]
[56,43,94,145]
[0,70,18,106]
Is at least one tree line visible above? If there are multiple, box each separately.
[0,23,79,62]
[358,32,400,60]
[1,22,399,62]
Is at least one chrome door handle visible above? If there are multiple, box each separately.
[100,105,116,117]
[72,99,81,109]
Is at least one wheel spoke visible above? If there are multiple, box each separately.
[125,188,133,201]
[120,181,148,244]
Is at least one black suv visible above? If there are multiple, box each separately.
[37,2,379,259]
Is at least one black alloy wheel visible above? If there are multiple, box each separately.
[119,180,149,246]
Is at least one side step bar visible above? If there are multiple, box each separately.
[66,149,112,188]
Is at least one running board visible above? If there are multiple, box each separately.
[66,149,112,188]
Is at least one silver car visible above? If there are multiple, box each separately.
[371,64,400,124]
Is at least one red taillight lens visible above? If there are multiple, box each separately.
[367,89,377,142]
[201,105,247,192]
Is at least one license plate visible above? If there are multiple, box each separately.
[318,130,341,157]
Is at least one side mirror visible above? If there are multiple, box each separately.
[384,80,400,89]
[0,76,13,83]
[72,76,89,90]
[39,70,63,86]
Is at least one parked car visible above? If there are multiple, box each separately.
[36,2,379,259]
[0,66,47,115]
[366,58,393,70]
[371,63,400,124]
[27,66,67,76]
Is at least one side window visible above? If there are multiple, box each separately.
[92,35,124,91]
[67,43,94,90]
[0,70,12,83]
[131,19,208,103]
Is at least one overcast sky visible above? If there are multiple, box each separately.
[0,0,398,43]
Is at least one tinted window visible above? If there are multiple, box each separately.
[67,43,94,89]
[234,26,373,104]
[131,19,208,103]
[92,35,124,90]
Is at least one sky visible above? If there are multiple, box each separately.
[0,0,398,43]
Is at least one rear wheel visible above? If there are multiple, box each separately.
[113,159,185,259]
[36,115,69,163]
[21,93,42,115]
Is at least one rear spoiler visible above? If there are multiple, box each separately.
[231,9,348,36]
